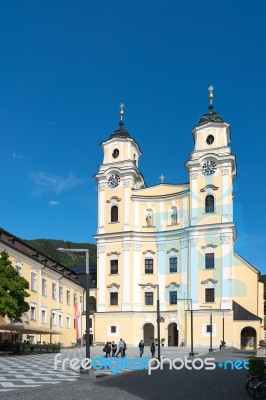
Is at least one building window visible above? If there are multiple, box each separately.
[52,283,57,300]
[206,324,212,333]
[205,253,214,269]
[111,326,117,333]
[66,316,71,329]
[145,292,153,305]
[66,290,70,306]
[206,135,214,145]
[51,312,56,326]
[41,309,46,324]
[169,291,177,304]
[205,288,215,303]
[58,314,63,327]
[169,257,177,273]
[41,278,47,296]
[16,264,22,276]
[110,292,118,305]
[59,286,63,303]
[205,195,214,213]
[110,260,118,274]
[111,205,119,222]
[30,305,36,320]
[31,272,37,291]
[73,293,77,304]
[145,259,153,274]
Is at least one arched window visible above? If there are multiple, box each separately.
[111,205,119,222]
[205,195,214,213]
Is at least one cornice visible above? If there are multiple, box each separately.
[94,222,236,241]
[0,228,83,287]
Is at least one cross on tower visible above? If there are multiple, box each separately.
[208,85,214,102]
[208,85,214,111]
[119,103,125,120]
[159,173,166,183]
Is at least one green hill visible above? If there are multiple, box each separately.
[24,239,97,267]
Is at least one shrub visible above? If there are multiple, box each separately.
[249,357,265,377]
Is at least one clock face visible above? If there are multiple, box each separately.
[202,160,217,175]
[108,174,120,188]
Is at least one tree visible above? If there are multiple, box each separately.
[0,251,30,321]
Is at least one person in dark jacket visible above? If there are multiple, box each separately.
[123,341,127,357]
[150,342,156,358]
[111,341,117,356]
[103,341,111,357]
[138,340,144,357]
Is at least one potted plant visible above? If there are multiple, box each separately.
[161,338,165,346]
[154,338,158,346]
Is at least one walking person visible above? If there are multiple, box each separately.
[123,340,127,358]
[103,341,111,357]
[111,341,117,357]
[150,342,156,358]
[138,339,144,357]
[116,338,124,357]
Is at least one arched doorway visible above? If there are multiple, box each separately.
[143,323,154,346]
[168,323,179,346]
[241,326,257,350]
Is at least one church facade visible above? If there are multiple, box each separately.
[93,89,264,349]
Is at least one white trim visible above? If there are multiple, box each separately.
[202,323,217,337]
[108,325,120,336]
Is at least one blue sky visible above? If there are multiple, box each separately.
[0,0,265,272]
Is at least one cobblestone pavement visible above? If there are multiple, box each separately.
[0,345,210,393]
[2,348,255,400]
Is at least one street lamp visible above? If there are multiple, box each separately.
[222,309,230,345]
[139,283,161,360]
[57,248,91,360]
[200,306,213,352]
[222,309,225,344]
[177,298,194,356]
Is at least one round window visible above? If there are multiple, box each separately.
[206,135,214,145]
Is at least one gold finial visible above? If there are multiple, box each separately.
[208,85,214,112]
[159,173,166,183]
[119,103,125,120]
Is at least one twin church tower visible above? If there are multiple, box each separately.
[93,87,263,349]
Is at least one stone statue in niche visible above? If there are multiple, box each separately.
[146,213,152,226]
[171,209,177,224]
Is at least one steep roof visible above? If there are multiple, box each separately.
[0,227,83,287]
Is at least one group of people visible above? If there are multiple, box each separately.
[139,340,156,358]
[104,339,226,357]
[103,339,127,358]
[103,339,156,358]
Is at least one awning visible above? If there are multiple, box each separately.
[0,323,62,335]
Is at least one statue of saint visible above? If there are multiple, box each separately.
[146,213,152,226]
[171,209,177,224]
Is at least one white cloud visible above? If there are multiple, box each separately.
[12,152,27,160]
[31,171,85,195]
[49,200,59,206]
